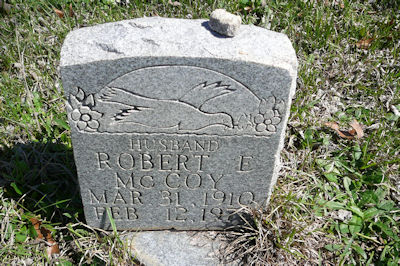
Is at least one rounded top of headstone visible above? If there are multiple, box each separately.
[209,9,241,37]
[61,17,297,75]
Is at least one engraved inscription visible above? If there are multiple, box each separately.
[95,152,214,172]
[238,155,253,172]
[93,206,138,220]
[84,135,262,228]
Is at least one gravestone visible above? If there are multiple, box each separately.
[60,17,297,230]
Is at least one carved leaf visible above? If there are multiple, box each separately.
[84,94,95,106]
[259,99,268,114]
[259,96,275,114]
[275,100,285,115]
[266,96,275,109]
[68,94,80,110]
[76,87,85,101]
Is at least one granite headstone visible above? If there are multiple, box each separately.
[60,17,297,230]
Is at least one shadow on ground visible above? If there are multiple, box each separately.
[0,141,83,223]
[0,140,265,264]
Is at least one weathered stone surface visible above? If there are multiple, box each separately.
[60,17,297,230]
[125,231,237,266]
[209,9,241,37]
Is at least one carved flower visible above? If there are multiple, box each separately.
[67,88,102,132]
[71,106,102,131]
[253,96,285,133]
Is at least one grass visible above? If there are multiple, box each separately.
[0,0,399,264]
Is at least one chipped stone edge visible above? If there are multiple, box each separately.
[60,18,297,78]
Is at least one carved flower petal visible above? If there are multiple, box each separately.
[79,106,91,114]
[87,120,99,129]
[69,94,81,110]
[263,110,274,120]
[267,125,276,132]
[71,109,81,121]
[89,110,102,120]
[271,117,281,125]
[77,121,87,130]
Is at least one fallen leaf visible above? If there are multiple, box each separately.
[349,119,364,139]
[325,120,364,140]
[53,8,64,18]
[244,6,252,11]
[324,121,339,131]
[69,3,74,17]
[46,239,60,258]
[356,37,373,49]
[168,0,181,6]
[30,218,44,239]
[30,217,60,257]
[349,128,356,135]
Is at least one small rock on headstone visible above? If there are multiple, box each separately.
[209,9,241,37]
